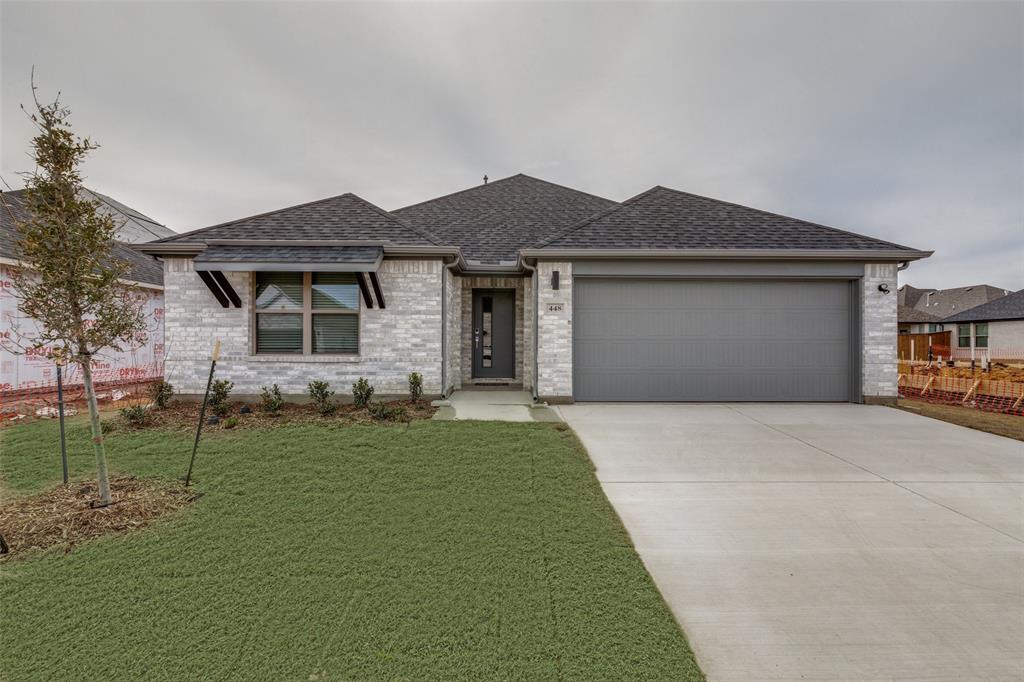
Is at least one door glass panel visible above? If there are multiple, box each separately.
[482,296,493,368]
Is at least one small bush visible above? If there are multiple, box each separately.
[408,372,423,402]
[308,380,336,416]
[149,380,174,408]
[368,401,407,422]
[208,379,233,416]
[120,404,149,427]
[222,416,239,429]
[352,378,374,408]
[260,384,284,414]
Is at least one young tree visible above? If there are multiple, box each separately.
[1,83,146,505]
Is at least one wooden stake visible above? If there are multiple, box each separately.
[962,378,981,404]
[921,376,934,395]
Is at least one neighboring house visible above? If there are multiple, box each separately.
[897,284,1010,334]
[897,304,943,335]
[0,189,170,395]
[942,289,1024,361]
[139,174,931,404]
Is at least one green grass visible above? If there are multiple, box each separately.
[1,417,702,681]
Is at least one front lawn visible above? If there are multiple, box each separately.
[1,418,702,680]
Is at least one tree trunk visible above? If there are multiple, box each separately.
[80,354,112,506]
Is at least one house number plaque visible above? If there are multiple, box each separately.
[547,303,564,313]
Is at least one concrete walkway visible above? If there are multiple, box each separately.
[432,389,561,422]
[559,403,1024,682]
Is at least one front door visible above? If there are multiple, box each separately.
[472,290,515,378]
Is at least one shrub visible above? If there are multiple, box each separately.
[308,380,336,416]
[120,404,149,427]
[222,416,239,429]
[408,372,423,402]
[208,379,233,416]
[149,379,174,408]
[352,378,374,408]
[368,401,407,422]
[260,384,284,414]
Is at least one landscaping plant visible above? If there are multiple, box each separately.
[352,378,374,408]
[149,379,174,409]
[408,372,423,401]
[119,405,149,428]
[222,416,239,430]
[0,80,148,506]
[368,401,407,422]
[260,384,284,414]
[308,380,336,416]
[208,379,233,417]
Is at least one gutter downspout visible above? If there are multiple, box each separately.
[522,260,539,402]
[897,261,910,272]
[441,258,460,398]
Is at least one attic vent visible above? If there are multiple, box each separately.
[966,287,973,292]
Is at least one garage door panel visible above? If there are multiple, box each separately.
[573,279,853,402]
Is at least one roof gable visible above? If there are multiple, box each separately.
[151,193,437,246]
[943,289,1024,323]
[538,186,918,252]
[899,284,1010,320]
[392,174,615,264]
[0,189,164,286]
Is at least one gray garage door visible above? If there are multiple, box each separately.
[573,279,854,401]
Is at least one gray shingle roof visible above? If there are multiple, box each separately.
[943,289,1024,323]
[898,304,942,324]
[0,189,164,286]
[194,244,382,265]
[538,185,918,251]
[392,174,616,263]
[898,284,1010,320]
[151,193,437,246]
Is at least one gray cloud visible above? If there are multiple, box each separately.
[2,1,1021,288]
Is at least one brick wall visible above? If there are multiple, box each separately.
[163,257,444,398]
[862,263,898,402]
[535,261,572,401]
[443,265,462,394]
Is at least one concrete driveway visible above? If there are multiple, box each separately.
[558,403,1024,682]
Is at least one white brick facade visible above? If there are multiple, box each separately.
[535,261,573,401]
[163,257,444,398]
[164,255,901,404]
[861,263,898,402]
[443,265,461,394]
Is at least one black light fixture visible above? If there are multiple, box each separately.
[878,283,890,294]
[551,270,560,290]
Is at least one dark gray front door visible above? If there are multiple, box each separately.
[573,279,854,401]
[472,290,515,378]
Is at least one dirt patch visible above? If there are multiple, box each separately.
[896,398,1024,442]
[111,399,438,433]
[0,476,198,561]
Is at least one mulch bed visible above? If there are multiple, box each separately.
[112,399,437,433]
[0,476,198,561]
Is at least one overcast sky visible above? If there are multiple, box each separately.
[2,1,1021,289]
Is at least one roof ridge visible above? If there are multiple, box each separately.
[654,186,915,252]
[149,192,360,244]
[342,192,443,245]
[392,173,614,214]
[392,174,524,214]
[533,185,663,248]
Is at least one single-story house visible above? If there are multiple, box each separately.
[0,188,170,396]
[942,289,1024,361]
[897,284,1010,334]
[139,174,931,404]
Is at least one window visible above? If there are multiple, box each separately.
[975,323,988,349]
[928,323,943,333]
[255,272,359,354]
[958,324,971,348]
